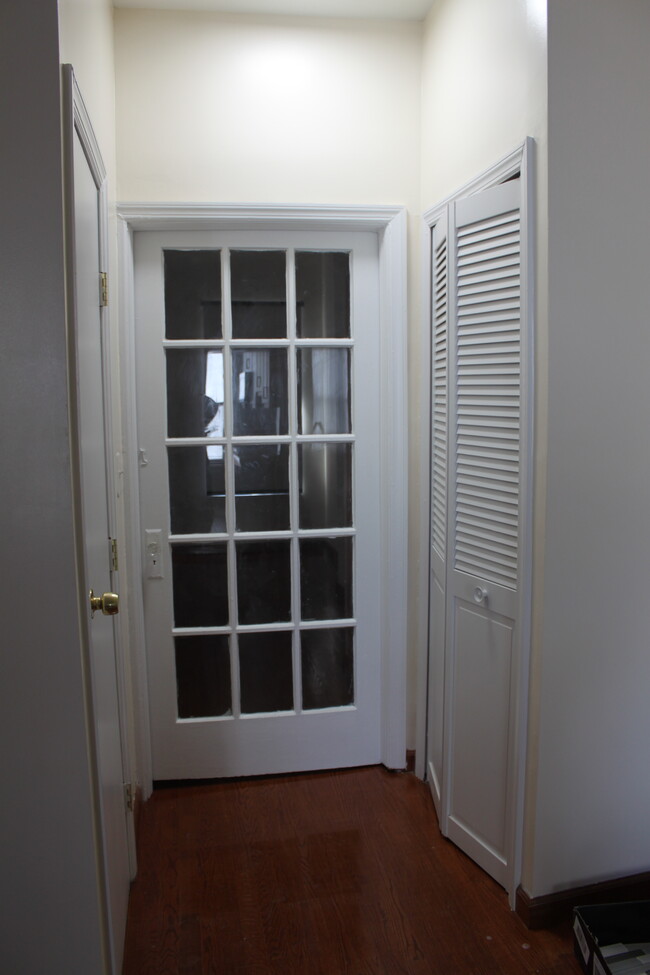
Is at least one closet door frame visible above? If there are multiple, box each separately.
[416,139,535,905]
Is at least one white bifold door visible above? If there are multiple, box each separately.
[427,175,531,892]
[134,230,382,780]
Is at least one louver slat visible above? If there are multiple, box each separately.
[431,231,448,562]
[454,207,521,590]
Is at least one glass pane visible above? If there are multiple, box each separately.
[239,631,293,713]
[298,348,350,435]
[172,543,229,627]
[231,250,287,339]
[167,349,224,439]
[232,349,288,437]
[300,537,353,621]
[175,635,231,718]
[301,628,354,710]
[236,540,291,624]
[299,443,352,530]
[164,249,222,340]
[234,444,290,532]
[296,251,350,339]
[168,446,226,534]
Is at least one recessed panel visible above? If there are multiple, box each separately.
[298,348,350,435]
[166,349,224,439]
[234,444,290,532]
[230,250,287,339]
[298,443,352,530]
[231,348,288,437]
[239,631,293,713]
[300,537,353,621]
[164,249,222,340]
[172,543,229,628]
[295,251,350,339]
[301,628,354,710]
[236,540,291,624]
[168,446,226,535]
[450,601,513,856]
[175,635,231,718]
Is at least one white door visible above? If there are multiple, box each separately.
[428,176,529,890]
[134,229,382,779]
[66,71,132,973]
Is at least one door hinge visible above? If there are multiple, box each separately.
[110,537,119,573]
[124,782,135,813]
[100,271,108,307]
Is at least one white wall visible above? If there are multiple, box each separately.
[0,0,107,971]
[528,0,650,896]
[114,7,423,743]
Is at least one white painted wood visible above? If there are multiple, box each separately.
[420,142,534,904]
[117,202,408,790]
[63,66,131,974]
[134,228,384,778]
[444,176,524,891]
[425,215,449,815]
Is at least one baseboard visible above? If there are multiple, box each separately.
[516,871,650,929]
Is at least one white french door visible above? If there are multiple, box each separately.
[427,169,532,894]
[134,229,382,780]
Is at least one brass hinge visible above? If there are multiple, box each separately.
[110,537,119,573]
[124,782,135,813]
[100,271,108,307]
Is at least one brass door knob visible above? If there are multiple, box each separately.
[89,589,119,618]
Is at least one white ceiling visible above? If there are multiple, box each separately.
[113,0,435,21]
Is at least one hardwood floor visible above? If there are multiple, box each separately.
[122,766,581,974]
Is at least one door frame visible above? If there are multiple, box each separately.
[416,139,535,905]
[62,65,136,972]
[117,202,408,796]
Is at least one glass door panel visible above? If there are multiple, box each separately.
[136,229,381,778]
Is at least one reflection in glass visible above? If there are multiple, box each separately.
[175,635,231,718]
[164,250,222,340]
[298,348,350,435]
[296,251,350,339]
[231,250,287,339]
[167,350,224,440]
[168,446,226,534]
[300,537,353,621]
[301,628,354,709]
[235,444,290,532]
[239,631,293,713]
[299,443,352,530]
[232,348,288,437]
[236,540,291,624]
[172,543,229,628]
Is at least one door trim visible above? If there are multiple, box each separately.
[416,139,535,905]
[117,202,409,794]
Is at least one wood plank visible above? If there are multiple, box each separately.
[122,767,581,974]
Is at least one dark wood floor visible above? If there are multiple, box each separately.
[122,766,581,974]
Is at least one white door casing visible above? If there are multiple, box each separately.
[422,141,534,903]
[62,66,133,974]
[117,204,408,792]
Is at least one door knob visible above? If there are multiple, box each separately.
[89,589,119,618]
[473,586,488,604]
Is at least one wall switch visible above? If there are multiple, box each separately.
[145,529,163,579]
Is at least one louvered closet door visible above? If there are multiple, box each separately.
[426,216,449,815]
[444,178,522,887]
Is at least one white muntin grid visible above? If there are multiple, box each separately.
[163,246,357,719]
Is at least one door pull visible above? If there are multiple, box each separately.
[89,589,119,618]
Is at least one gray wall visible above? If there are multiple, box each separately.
[0,0,106,970]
